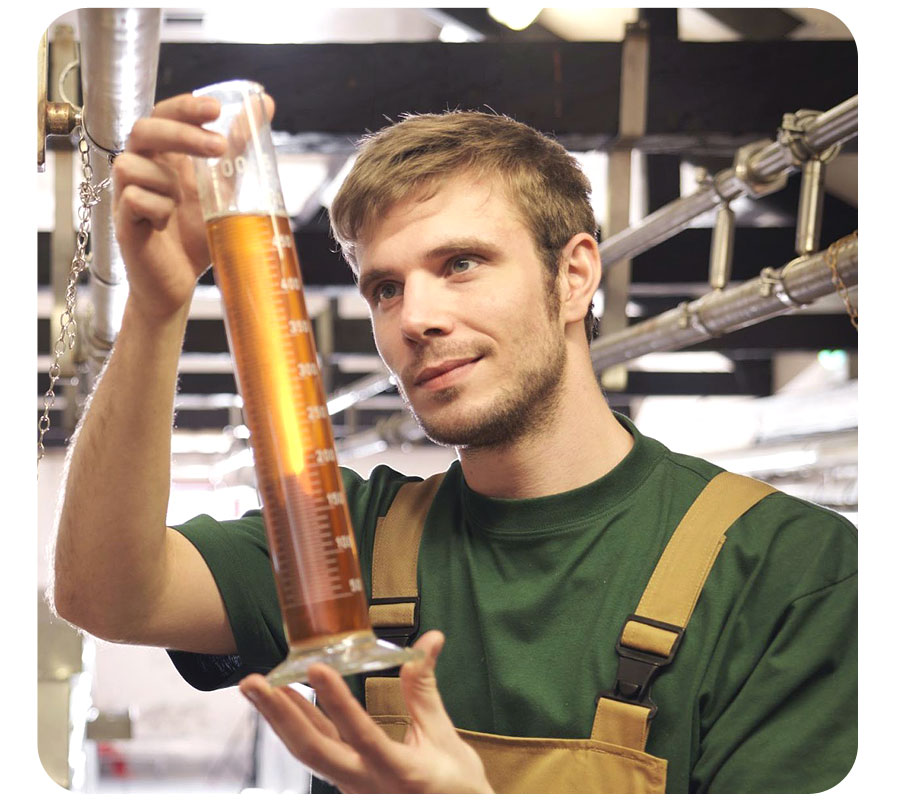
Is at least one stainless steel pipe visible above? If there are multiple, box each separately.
[77,9,162,354]
[590,235,857,372]
[598,95,859,270]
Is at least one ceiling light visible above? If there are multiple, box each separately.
[626,352,736,373]
[488,6,542,31]
[439,23,472,42]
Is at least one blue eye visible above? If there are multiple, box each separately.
[375,282,399,303]
[450,258,474,274]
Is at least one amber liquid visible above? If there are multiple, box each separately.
[206,212,370,647]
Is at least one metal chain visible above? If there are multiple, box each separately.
[38,129,113,465]
[824,230,859,330]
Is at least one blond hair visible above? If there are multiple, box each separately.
[330,110,599,340]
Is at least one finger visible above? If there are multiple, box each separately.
[306,664,402,769]
[127,115,226,159]
[115,184,177,231]
[239,675,362,786]
[278,684,342,741]
[152,93,222,125]
[113,152,182,204]
[154,91,273,127]
[262,93,276,123]
[223,92,276,159]
[400,630,458,740]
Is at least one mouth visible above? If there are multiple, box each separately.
[413,357,482,389]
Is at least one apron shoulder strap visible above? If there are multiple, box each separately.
[594,471,777,751]
[369,472,446,646]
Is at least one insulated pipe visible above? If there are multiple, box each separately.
[590,236,857,372]
[598,95,858,269]
[77,8,162,358]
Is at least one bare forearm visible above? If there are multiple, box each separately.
[52,297,190,636]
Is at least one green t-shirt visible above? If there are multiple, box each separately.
[169,414,857,793]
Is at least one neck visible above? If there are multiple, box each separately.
[458,354,633,499]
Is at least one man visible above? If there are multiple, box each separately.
[52,95,857,793]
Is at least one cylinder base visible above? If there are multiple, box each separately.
[266,632,422,686]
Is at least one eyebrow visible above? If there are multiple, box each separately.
[423,237,501,262]
[357,268,396,300]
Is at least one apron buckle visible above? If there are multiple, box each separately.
[370,595,421,647]
[598,615,686,719]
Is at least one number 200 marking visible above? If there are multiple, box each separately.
[315,448,336,464]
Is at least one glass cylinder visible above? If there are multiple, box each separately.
[191,79,419,685]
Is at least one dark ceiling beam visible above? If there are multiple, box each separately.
[685,315,857,353]
[638,8,679,39]
[645,40,855,137]
[156,42,620,146]
[155,40,856,149]
[618,362,773,397]
[698,8,804,40]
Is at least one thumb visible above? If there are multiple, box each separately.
[400,630,456,738]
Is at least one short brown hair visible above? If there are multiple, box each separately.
[330,110,599,341]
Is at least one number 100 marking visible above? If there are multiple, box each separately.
[220,156,246,177]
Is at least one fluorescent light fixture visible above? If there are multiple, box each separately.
[440,23,472,42]
[488,6,542,31]
[715,449,818,475]
[627,352,735,373]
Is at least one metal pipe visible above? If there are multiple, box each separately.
[77,9,161,358]
[796,158,826,255]
[804,95,859,153]
[598,95,858,269]
[590,235,857,372]
[78,9,161,153]
[326,371,394,416]
[708,204,735,290]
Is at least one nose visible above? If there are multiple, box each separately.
[399,273,454,343]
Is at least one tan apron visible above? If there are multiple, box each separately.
[366,471,776,793]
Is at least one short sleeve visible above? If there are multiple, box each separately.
[691,498,858,792]
[167,512,287,690]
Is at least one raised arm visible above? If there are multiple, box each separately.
[52,95,241,654]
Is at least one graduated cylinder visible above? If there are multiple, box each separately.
[191,79,419,684]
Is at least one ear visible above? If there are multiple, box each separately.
[557,232,602,327]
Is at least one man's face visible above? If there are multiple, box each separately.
[355,175,568,449]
